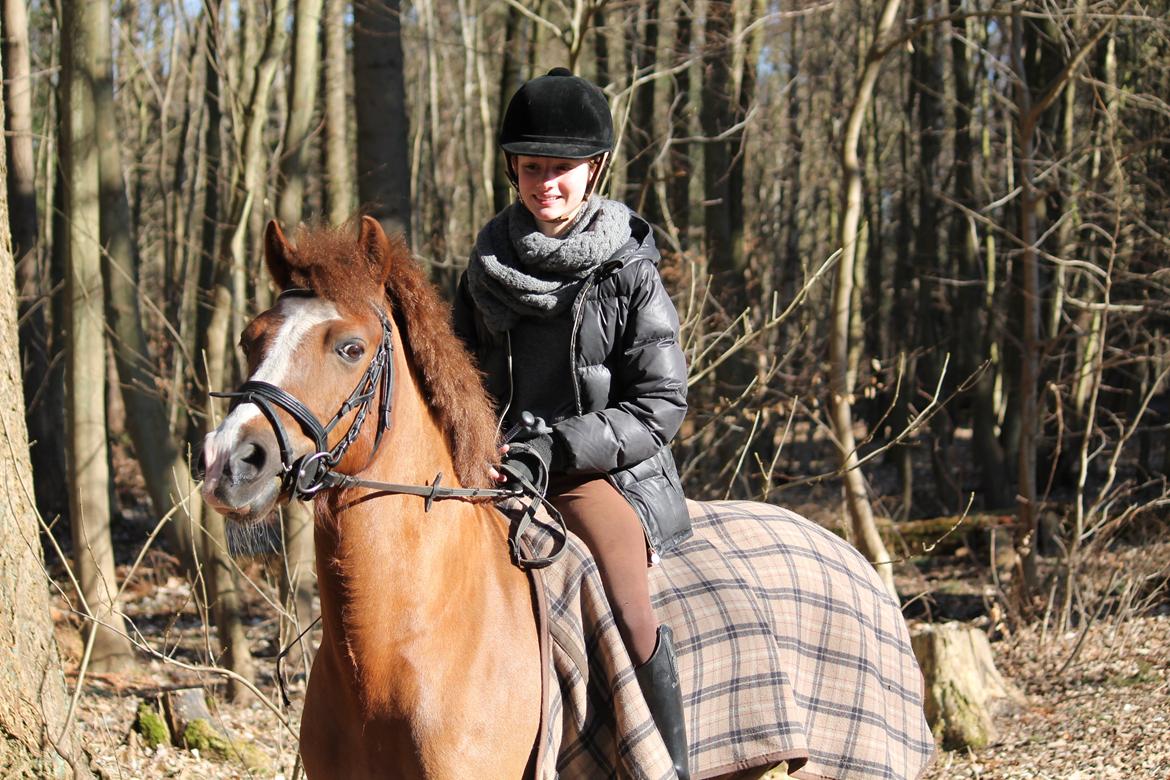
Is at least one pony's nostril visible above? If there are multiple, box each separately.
[229,440,268,482]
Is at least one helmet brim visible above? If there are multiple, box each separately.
[501,140,610,159]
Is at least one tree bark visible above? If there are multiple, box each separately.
[93,0,201,576]
[61,0,135,673]
[1009,10,1114,600]
[278,0,325,229]
[275,0,323,651]
[912,0,959,514]
[624,0,660,216]
[354,0,411,240]
[911,622,1025,751]
[3,0,67,522]
[665,0,692,246]
[493,4,524,214]
[323,0,354,225]
[277,500,316,675]
[830,0,901,598]
[0,52,88,779]
[700,0,737,274]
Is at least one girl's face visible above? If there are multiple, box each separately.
[515,155,592,236]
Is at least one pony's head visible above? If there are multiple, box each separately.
[200,217,499,535]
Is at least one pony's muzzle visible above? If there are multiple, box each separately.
[200,427,284,519]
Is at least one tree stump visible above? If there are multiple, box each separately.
[910,621,1025,750]
[162,688,270,771]
[163,688,217,741]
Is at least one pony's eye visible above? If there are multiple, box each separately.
[337,340,365,362]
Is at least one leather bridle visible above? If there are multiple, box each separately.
[215,290,569,707]
[211,292,398,501]
[210,290,565,567]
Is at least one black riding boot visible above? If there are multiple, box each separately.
[635,625,690,780]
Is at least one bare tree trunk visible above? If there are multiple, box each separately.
[0,53,89,779]
[471,0,496,220]
[726,0,761,270]
[3,0,67,521]
[700,0,737,274]
[61,0,134,672]
[912,0,960,514]
[271,0,324,670]
[1,0,36,265]
[972,14,1011,508]
[278,0,324,229]
[666,0,692,246]
[93,0,201,575]
[197,0,293,698]
[493,4,524,214]
[455,0,481,234]
[781,15,801,301]
[624,0,659,216]
[277,500,316,675]
[1010,11,1114,602]
[323,0,353,225]
[830,0,901,598]
[354,0,411,239]
[417,0,448,263]
[1011,11,1042,598]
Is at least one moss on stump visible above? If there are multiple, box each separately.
[133,701,171,750]
[911,621,1025,751]
[181,719,270,772]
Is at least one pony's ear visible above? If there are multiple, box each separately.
[264,220,295,290]
[357,215,394,286]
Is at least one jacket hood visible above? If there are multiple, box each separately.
[610,208,661,270]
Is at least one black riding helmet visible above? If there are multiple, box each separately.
[499,68,613,191]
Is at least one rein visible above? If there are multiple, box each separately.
[212,291,566,570]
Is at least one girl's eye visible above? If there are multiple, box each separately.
[337,341,365,362]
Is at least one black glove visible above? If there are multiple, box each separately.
[500,432,560,489]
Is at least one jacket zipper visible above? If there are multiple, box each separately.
[492,331,516,443]
[567,260,660,564]
[567,275,596,416]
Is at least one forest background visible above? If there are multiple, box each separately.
[1,0,1168,776]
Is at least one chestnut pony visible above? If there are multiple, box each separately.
[201,217,541,778]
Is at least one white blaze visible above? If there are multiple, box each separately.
[203,297,341,472]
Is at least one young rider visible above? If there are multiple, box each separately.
[453,68,692,778]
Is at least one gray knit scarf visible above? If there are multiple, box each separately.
[467,197,633,333]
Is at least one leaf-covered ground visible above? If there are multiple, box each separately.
[61,583,1170,778]
[920,613,1170,780]
[53,499,1170,779]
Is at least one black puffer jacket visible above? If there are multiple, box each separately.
[454,210,692,556]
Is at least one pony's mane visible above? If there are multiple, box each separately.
[286,222,500,488]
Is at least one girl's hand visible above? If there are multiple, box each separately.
[488,444,510,483]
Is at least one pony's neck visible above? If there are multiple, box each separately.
[315,342,509,715]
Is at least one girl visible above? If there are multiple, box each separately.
[453,68,691,778]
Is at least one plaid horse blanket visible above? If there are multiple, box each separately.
[513,499,935,780]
